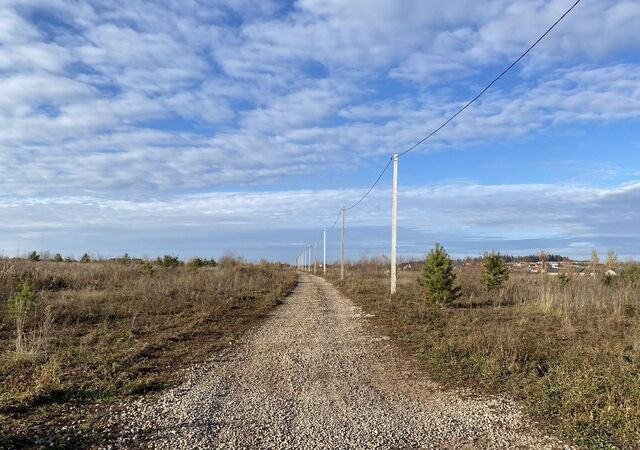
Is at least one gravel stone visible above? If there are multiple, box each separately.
[105,274,572,449]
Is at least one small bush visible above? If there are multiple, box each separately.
[28,251,40,262]
[80,253,91,264]
[52,253,64,262]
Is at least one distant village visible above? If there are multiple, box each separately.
[399,254,620,277]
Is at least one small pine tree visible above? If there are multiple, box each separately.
[8,282,39,353]
[418,243,460,305]
[28,251,40,262]
[481,252,509,290]
[53,253,64,262]
[80,253,91,264]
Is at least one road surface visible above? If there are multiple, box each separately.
[109,273,568,449]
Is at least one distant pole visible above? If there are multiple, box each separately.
[313,242,317,274]
[323,227,327,275]
[309,244,313,274]
[341,207,346,281]
[303,248,307,271]
[390,153,399,295]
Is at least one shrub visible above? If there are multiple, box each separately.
[188,257,217,271]
[52,253,64,262]
[80,253,91,264]
[157,255,182,268]
[557,273,570,285]
[142,260,155,276]
[418,243,460,305]
[28,251,40,262]
[481,252,509,290]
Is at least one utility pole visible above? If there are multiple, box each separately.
[313,242,317,274]
[341,207,346,281]
[390,153,399,295]
[303,247,307,271]
[323,227,326,275]
[309,244,313,274]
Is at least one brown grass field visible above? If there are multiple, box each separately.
[326,259,640,449]
[0,258,296,448]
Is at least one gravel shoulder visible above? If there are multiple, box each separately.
[107,273,570,449]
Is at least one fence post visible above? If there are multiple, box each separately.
[341,207,346,281]
[390,153,399,295]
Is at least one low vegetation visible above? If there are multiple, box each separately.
[0,256,296,448]
[327,250,640,449]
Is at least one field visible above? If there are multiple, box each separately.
[0,258,297,448]
[326,260,640,449]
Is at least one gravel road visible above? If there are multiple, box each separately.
[108,273,569,449]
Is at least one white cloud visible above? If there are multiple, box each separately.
[0,0,639,258]
[1,181,639,259]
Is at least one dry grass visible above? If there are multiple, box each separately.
[0,258,296,448]
[326,261,640,449]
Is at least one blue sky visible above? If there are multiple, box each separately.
[1,0,639,262]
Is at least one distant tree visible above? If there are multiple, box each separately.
[28,251,40,262]
[188,257,204,271]
[120,253,132,265]
[481,252,509,290]
[606,250,619,270]
[64,256,75,263]
[158,255,181,268]
[80,253,91,264]
[52,253,64,262]
[590,250,600,275]
[418,243,460,306]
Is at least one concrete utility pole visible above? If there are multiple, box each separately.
[341,207,346,281]
[313,242,317,274]
[390,153,399,295]
[309,244,313,274]
[323,227,327,275]
[303,248,307,271]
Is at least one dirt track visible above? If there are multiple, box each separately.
[110,273,568,449]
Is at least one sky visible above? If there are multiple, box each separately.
[1,0,639,263]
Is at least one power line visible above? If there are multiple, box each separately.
[327,209,342,232]
[398,0,582,157]
[309,0,582,261]
[346,157,393,211]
